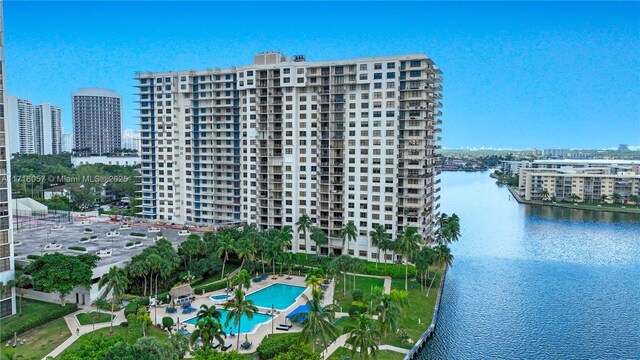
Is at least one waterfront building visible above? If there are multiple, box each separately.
[6,97,62,155]
[135,52,442,261]
[72,88,122,155]
[516,159,640,203]
[0,0,16,318]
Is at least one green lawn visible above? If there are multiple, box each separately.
[0,317,70,360]
[192,264,240,287]
[76,312,113,326]
[1,298,69,329]
[327,347,405,360]
[380,276,441,349]
[333,274,385,310]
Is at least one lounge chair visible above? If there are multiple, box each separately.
[278,324,293,329]
[241,342,253,350]
[212,342,221,349]
[276,326,290,331]
[221,343,233,351]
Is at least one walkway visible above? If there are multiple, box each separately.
[44,306,125,359]
[322,337,409,358]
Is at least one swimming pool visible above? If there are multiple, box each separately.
[246,283,306,310]
[185,309,272,334]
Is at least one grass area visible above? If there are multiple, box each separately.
[0,298,78,343]
[333,316,351,332]
[192,264,240,287]
[327,347,405,360]
[1,298,67,328]
[76,312,113,326]
[380,276,441,349]
[57,324,168,358]
[0,317,70,360]
[333,274,385,310]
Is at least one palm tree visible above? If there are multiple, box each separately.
[310,227,328,257]
[601,194,609,204]
[295,288,339,353]
[344,314,381,360]
[376,294,402,336]
[414,247,436,292]
[349,258,364,291]
[232,269,252,291]
[264,241,281,276]
[428,244,454,296]
[190,316,226,350]
[216,234,236,280]
[306,274,324,291]
[8,270,31,316]
[296,213,313,259]
[196,304,221,322]
[567,193,581,203]
[330,255,352,297]
[339,221,358,256]
[629,195,639,208]
[235,238,256,269]
[224,287,258,351]
[396,227,421,291]
[136,307,152,337]
[612,193,622,204]
[369,224,388,268]
[282,253,296,276]
[540,189,550,201]
[98,266,129,333]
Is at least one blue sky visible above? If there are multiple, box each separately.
[4,1,639,149]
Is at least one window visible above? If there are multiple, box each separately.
[374,63,382,70]
[386,72,395,79]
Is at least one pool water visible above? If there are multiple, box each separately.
[211,294,230,301]
[246,283,306,310]
[185,309,272,334]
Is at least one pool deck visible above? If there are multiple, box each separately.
[156,274,328,354]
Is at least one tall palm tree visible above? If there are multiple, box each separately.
[196,304,221,322]
[376,294,402,336]
[264,241,280,276]
[296,213,313,259]
[369,224,388,268]
[339,221,358,256]
[190,316,226,350]
[282,253,296,275]
[216,234,236,280]
[330,255,352,297]
[306,274,324,291]
[234,238,256,269]
[98,266,129,333]
[428,244,454,296]
[349,258,364,291]
[540,189,550,201]
[629,195,639,208]
[224,287,258,351]
[310,227,328,257]
[136,307,152,337]
[396,227,421,291]
[414,247,436,292]
[344,314,381,360]
[295,288,339,353]
[232,269,252,291]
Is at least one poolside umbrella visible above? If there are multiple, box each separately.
[286,305,310,324]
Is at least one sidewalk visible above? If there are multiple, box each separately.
[44,307,125,359]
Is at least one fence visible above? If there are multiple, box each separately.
[13,208,72,232]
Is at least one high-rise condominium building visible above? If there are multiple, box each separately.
[72,88,122,155]
[122,128,141,153]
[7,97,62,155]
[136,52,442,261]
[34,104,62,154]
[61,130,73,153]
[0,0,16,318]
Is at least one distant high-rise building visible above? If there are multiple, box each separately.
[0,0,17,318]
[61,132,73,153]
[33,104,62,154]
[72,88,122,155]
[7,96,35,154]
[7,97,62,155]
[136,52,443,261]
[618,144,630,152]
[122,128,141,153]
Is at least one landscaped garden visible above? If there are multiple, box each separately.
[0,317,70,360]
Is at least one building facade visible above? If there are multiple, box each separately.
[61,132,73,153]
[136,52,442,261]
[72,88,122,155]
[71,155,141,167]
[7,97,62,155]
[517,160,640,203]
[122,128,141,153]
[0,0,16,318]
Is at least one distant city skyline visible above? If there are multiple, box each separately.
[3,1,639,148]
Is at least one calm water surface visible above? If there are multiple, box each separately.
[418,172,640,359]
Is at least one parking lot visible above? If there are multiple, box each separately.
[13,218,192,266]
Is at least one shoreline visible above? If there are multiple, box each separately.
[506,186,640,214]
[403,265,449,360]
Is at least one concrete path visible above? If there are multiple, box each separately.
[379,344,410,354]
[44,307,125,359]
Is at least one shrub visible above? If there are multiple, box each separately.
[84,228,93,232]
[26,254,41,260]
[162,316,174,332]
[135,241,142,245]
[68,246,87,252]
[90,235,98,239]
[273,343,320,360]
[94,298,113,311]
[125,242,134,247]
[0,302,78,342]
[120,321,128,328]
[193,280,226,294]
[348,301,368,316]
[361,262,416,279]
[256,333,300,359]
[130,232,146,237]
[124,302,140,317]
[351,289,364,302]
[80,237,88,241]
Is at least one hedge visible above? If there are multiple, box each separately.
[193,279,227,294]
[124,302,140,317]
[360,262,416,279]
[68,246,87,252]
[90,235,98,239]
[26,254,41,260]
[0,302,79,342]
[80,237,88,241]
[256,333,300,359]
[129,232,146,237]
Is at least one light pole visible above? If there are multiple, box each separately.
[271,304,275,334]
